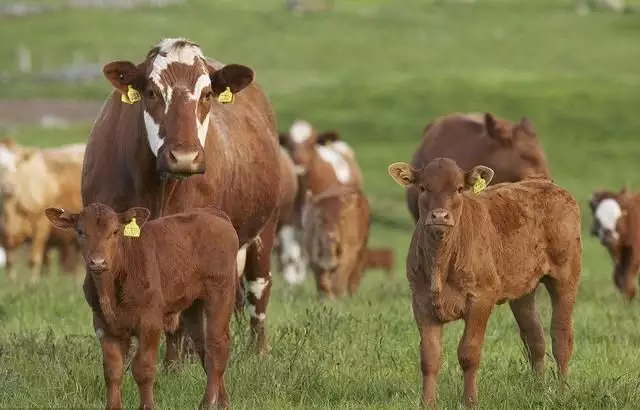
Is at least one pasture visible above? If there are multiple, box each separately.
[1,0,640,408]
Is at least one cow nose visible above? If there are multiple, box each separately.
[159,148,205,176]
[88,257,107,271]
[431,209,450,220]
[170,150,199,167]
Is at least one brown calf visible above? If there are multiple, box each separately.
[45,203,238,409]
[303,185,371,299]
[389,158,581,407]
[361,247,394,278]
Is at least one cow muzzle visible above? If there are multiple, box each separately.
[424,208,454,229]
[157,146,206,178]
[87,256,108,273]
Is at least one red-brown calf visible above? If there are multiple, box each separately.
[389,158,581,407]
[45,203,238,410]
[362,247,394,278]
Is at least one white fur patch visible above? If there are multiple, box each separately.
[330,141,355,158]
[197,113,210,148]
[149,38,204,92]
[595,198,622,239]
[236,244,248,277]
[0,146,16,173]
[191,74,211,101]
[247,304,266,320]
[278,225,307,285]
[95,328,104,339]
[143,110,164,156]
[316,145,351,183]
[290,120,313,143]
[247,278,269,299]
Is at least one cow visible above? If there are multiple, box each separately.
[405,112,550,223]
[45,203,238,409]
[588,186,640,299]
[81,38,281,361]
[388,158,581,407]
[361,247,394,278]
[302,185,371,299]
[0,140,84,282]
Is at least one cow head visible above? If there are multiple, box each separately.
[587,187,630,251]
[102,38,255,178]
[45,203,150,274]
[484,112,550,181]
[389,158,494,235]
[281,119,341,176]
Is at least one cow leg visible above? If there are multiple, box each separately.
[94,313,131,410]
[5,246,16,282]
[243,217,277,355]
[508,291,546,375]
[278,225,306,285]
[133,326,161,410]
[347,253,367,296]
[413,296,442,407]
[314,270,334,300]
[28,223,49,284]
[163,325,187,371]
[182,300,206,369]
[200,273,235,409]
[458,303,493,407]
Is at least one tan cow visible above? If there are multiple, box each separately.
[389,158,581,407]
[302,185,371,299]
[406,112,550,223]
[0,140,84,282]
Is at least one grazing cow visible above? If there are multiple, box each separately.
[0,140,84,282]
[45,203,238,409]
[388,158,581,407]
[303,185,371,299]
[361,247,394,278]
[406,112,550,223]
[82,38,280,361]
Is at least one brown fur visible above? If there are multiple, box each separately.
[389,158,581,407]
[45,203,238,409]
[361,247,394,278]
[406,112,551,223]
[82,39,281,359]
[303,185,371,299]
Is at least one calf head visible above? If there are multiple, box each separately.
[588,187,629,244]
[45,203,150,273]
[389,158,494,236]
[483,112,550,182]
[102,38,255,178]
[281,119,341,176]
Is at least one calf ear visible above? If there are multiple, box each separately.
[102,61,146,95]
[464,165,495,191]
[119,207,151,229]
[484,112,511,144]
[388,162,416,187]
[209,64,255,95]
[315,131,340,146]
[516,117,536,135]
[44,208,78,230]
[278,132,290,147]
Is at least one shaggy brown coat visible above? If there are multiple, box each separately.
[405,112,550,223]
[45,203,238,410]
[303,185,371,298]
[389,158,581,407]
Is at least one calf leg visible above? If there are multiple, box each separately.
[347,254,367,296]
[133,327,162,410]
[182,300,206,369]
[314,270,334,300]
[163,326,188,371]
[458,303,493,407]
[412,296,443,407]
[509,291,546,375]
[278,225,306,285]
[94,313,131,410]
[5,246,16,282]
[243,216,277,355]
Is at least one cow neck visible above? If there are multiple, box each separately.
[156,178,180,218]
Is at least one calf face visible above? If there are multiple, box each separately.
[389,158,494,234]
[45,204,150,273]
[102,38,255,177]
[281,120,342,175]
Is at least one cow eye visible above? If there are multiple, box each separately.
[147,89,157,100]
[457,185,464,193]
[418,185,425,192]
[76,229,85,238]
[202,90,213,101]
[112,228,119,237]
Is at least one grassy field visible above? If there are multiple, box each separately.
[2,0,640,408]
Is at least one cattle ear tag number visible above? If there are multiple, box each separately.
[473,177,487,195]
[123,218,141,238]
[218,87,235,104]
[121,85,141,104]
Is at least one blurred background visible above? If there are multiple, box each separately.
[1,0,640,408]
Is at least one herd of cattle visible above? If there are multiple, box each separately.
[0,37,634,408]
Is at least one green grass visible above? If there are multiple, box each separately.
[2,0,640,408]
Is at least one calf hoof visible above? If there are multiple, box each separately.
[199,398,229,410]
[249,335,271,356]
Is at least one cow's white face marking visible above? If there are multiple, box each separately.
[290,120,313,143]
[595,198,622,240]
[316,145,352,184]
[144,38,211,157]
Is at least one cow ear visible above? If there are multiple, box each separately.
[103,60,146,95]
[278,132,290,147]
[45,208,78,230]
[315,131,340,146]
[209,64,255,95]
[484,112,511,144]
[388,162,416,187]
[464,165,494,191]
[119,207,151,229]
[516,116,536,135]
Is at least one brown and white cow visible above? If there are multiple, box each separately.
[389,158,581,407]
[82,38,281,359]
[406,112,550,223]
[302,185,371,299]
[0,140,84,282]
[45,203,238,409]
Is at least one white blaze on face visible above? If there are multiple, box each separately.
[316,145,352,184]
[143,38,211,157]
[290,120,313,143]
[595,198,622,240]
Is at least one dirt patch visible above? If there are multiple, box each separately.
[0,99,104,127]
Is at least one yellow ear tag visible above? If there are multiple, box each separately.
[123,218,141,238]
[473,178,487,195]
[121,85,141,104]
[217,87,235,104]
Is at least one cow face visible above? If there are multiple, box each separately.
[281,119,342,176]
[102,38,254,178]
[45,204,150,274]
[389,158,494,235]
[587,187,629,253]
[484,113,550,182]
